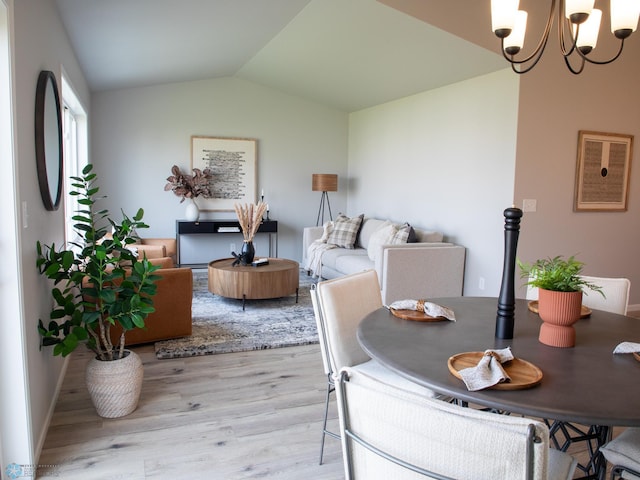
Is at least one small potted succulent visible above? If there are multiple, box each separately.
[37,164,160,417]
[518,255,603,347]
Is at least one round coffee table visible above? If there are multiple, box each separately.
[208,258,299,310]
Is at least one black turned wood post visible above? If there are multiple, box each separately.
[495,206,523,339]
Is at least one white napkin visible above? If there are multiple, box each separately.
[613,341,640,354]
[458,347,514,391]
[387,299,456,321]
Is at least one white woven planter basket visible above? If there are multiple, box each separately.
[85,349,143,418]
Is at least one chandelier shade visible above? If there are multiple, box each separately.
[491,0,640,74]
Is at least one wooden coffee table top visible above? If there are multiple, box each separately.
[208,258,299,301]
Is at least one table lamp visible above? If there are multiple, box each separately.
[312,173,338,226]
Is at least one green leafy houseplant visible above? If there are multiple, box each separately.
[518,255,604,296]
[37,164,160,361]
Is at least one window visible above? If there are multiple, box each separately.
[61,75,88,249]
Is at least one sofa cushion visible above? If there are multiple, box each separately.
[322,247,369,272]
[326,213,364,249]
[413,228,443,243]
[367,224,398,261]
[148,256,175,269]
[358,218,392,249]
[335,253,375,274]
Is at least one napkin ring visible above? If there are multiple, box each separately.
[416,299,425,312]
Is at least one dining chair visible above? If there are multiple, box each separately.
[542,275,630,477]
[600,427,640,480]
[310,282,340,465]
[311,269,442,465]
[336,366,578,480]
[579,275,631,315]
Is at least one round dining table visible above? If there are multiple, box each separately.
[357,297,640,479]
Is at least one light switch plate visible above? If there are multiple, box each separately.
[522,199,537,212]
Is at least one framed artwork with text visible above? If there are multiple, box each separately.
[574,131,633,212]
[191,136,257,211]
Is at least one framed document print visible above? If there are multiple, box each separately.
[574,131,633,212]
[191,136,257,211]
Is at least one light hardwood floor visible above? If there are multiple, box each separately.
[38,342,619,479]
[38,344,345,479]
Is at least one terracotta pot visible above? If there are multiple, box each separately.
[537,289,583,348]
[85,349,143,418]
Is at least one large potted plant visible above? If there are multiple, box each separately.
[37,164,160,417]
[518,255,603,348]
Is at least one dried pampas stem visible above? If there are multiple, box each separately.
[234,201,267,242]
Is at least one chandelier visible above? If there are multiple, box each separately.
[491,0,640,74]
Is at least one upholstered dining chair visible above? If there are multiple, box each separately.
[600,428,640,480]
[579,275,631,315]
[310,283,340,465]
[311,269,442,465]
[336,366,578,480]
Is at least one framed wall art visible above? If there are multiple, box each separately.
[574,130,633,212]
[191,136,257,211]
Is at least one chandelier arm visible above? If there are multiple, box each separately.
[508,48,548,74]
[559,14,578,57]
[577,39,626,65]
[501,0,556,66]
[563,54,586,75]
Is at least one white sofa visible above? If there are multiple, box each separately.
[303,216,465,305]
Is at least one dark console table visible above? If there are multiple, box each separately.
[176,220,278,267]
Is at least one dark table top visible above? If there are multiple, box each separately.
[357,297,640,426]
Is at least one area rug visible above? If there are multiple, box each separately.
[154,269,318,359]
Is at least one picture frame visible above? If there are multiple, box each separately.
[191,136,257,211]
[574,130,633,212]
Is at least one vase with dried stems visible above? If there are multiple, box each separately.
[233,201,268,266]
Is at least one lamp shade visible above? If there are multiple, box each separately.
[312,174,338,192]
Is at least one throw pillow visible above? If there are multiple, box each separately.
[391,222,412,244]
[407,225,417,243]
[320,220,334,243]
[367,223,398,261]
[326,214,364,249]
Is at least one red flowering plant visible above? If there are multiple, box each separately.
[164,165,214,202]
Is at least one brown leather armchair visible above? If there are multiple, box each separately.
[134,238,177,264]
[108,259,192,346]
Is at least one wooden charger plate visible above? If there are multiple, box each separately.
[528,300,591,318]
[390,309,447,322]
[448,352,543,390]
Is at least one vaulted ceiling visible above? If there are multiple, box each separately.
[54,0,506,112]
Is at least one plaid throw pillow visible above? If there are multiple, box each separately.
[391,223,412,244]
[326,214,364,249]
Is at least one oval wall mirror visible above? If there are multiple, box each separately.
[35,70,63,211]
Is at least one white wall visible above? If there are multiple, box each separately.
[91,77,349,263]
[6,0,90,472]
[348,69,519,296]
